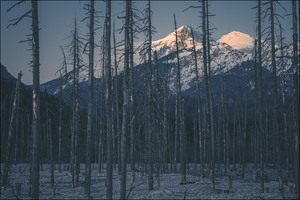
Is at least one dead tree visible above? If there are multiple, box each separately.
[292,0,299,198]
[1,71,22,191]
[69,18,83,188]
[128,0,142,186]
[253,0,265,192]
[6,0,42,197]
[14,79,21,165]
[48,116,54,189]
[103,0,113,198]
[112,20,121,175]
[202,0,215,191]
[57,46,67,172]
[138,0,156,191]
[190,26,203,174]
[269,0,281,177]
[85,0,95,198]
[278,24,288,175]
[173,13,186,183]
[31,1,41,198]
[120,0,131,197]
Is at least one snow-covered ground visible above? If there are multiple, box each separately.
[1,163,297,199]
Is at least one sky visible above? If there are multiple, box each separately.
[1,1,293,85]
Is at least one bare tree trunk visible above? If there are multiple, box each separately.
[20,108,25,163]
[256,0,265,192]
[58,73,63,172]
[14,85,21,164]
[129,2,135,185]
[292,0,299,198]
[163,61,169,171]
[278,24,288,175]
[145,0,154,191]
[119,1,131,198]
[1,71,22,191]
[202,0,215,191]
[31,1,40,198]
[191,26,201,172]
[270,0,281,178]
[85,1,95,198]
[98,35,106,174]
[113,21,121,176]
[58,46,67,172]
[48,117,54,189]
[181,98,187,182]
[173,13,186,183]
[103,0,113,198]
[70,18,80,188]
[242,99,248,179]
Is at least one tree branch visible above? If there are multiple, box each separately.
[7,0,26,12]
[7,10,32,28]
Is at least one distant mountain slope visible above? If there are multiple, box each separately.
[39,25,295,105]
[1,64,18,84]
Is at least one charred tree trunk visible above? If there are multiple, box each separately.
[113,21,121,176]
[191,26,202,173]
[85,0,95,198]
[70,18,81,188]
[58,46,67,173]
[202,0,215,191]
[1,71,22,191]
[103,0,113,198]
[256,0,265,193]
[292,0,299,198]
[120,1,131,198]
[48,118,54,189]
[173,13,186,183]
[269,0,281,177]
[129,1,135,185]
[31,1,40,198]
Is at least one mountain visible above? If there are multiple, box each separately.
[1,64,19,84]
[153,25,202,57]
[40,25,294,105]
[218,31,254,52]
[151,26,253,94]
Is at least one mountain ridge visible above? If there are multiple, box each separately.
[35,25,294,104]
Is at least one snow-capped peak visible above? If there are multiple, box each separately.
[152,25,202,56]
[218,31,254,51]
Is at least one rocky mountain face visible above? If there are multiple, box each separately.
[39,25,294,105]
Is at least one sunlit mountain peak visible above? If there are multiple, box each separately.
[152,25,202,57]
[218,31,254,51]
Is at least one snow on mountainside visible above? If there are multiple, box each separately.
[153,25,202,57]
[40,25,255,98]
[151,26,253,93]
[162,41,252,93]
[218,31,254,52]
[40,25,294,103]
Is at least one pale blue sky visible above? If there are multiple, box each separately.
[1,1,293,85]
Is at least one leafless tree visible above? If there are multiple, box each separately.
[84,0,95,198]
[1,71,22,191]
[173,13,186,183]
[69,17,84,188]
[292,0,299,198]
[201,0,215,191]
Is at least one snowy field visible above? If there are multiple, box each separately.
[1,163,297,199]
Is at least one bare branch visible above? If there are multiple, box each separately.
[7,0,26,12]
[7,10,32,28]
[19,38,31,44]
[183,5,201,13]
